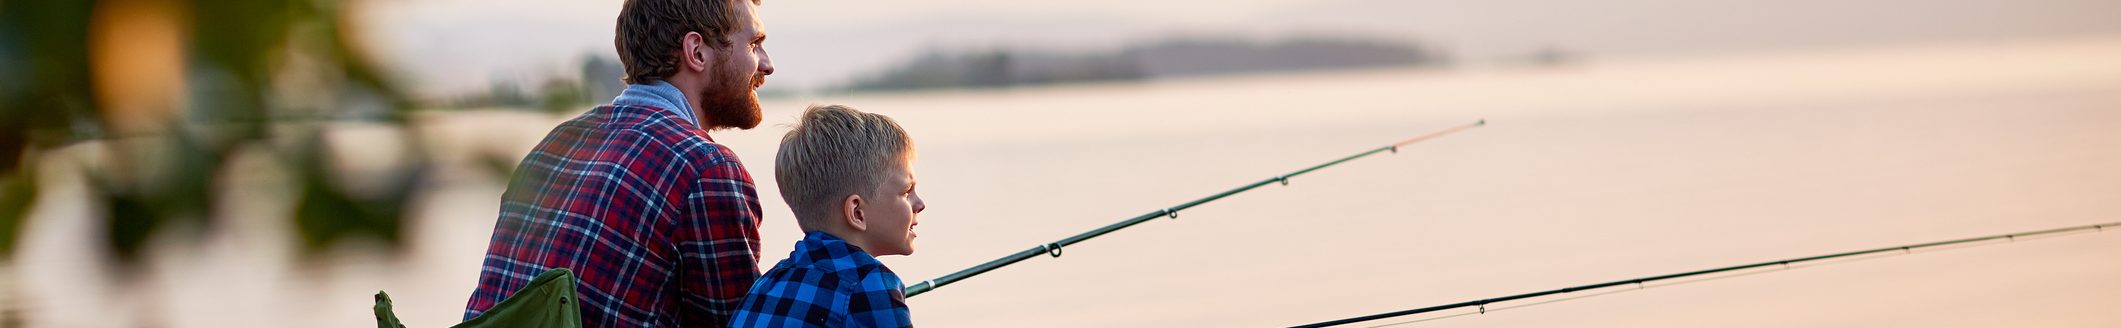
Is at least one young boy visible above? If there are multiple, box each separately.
[731,104,925,327]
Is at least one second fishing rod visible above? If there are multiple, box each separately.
[903,119,1486,297]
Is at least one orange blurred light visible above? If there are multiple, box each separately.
[89,0,190,137]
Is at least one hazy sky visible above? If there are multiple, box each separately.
[356,0,2121,97]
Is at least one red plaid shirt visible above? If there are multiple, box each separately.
[466,92,763,327]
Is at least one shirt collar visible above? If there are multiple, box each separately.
[611,81,701,127]
[788,231,878,266]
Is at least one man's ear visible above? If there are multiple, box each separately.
[681,31,713,74]
[840,194,867,232]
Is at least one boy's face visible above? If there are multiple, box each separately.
[858,157,924,256]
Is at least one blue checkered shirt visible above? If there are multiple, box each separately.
[731,231,911,327]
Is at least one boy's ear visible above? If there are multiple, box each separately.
[840,194,867,232]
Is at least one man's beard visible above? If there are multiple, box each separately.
[698,57,763,130]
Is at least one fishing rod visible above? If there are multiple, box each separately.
[1291,221,2121,328]
[903,119,1487,298]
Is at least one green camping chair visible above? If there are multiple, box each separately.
[375,268,582,328]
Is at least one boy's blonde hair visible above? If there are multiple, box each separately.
[774,104,914,230]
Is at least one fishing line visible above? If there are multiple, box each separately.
[903,119,1487,297]
[1296,221,2121,328]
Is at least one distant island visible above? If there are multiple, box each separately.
[442,36,1449,109]
[836,36,1446,93]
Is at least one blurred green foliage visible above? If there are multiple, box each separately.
[0,0,435,266]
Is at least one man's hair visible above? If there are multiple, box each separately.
[613,0,756,84]
[775,104,914,230]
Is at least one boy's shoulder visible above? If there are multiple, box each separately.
[759,232,903,293]
[733,232,911,327]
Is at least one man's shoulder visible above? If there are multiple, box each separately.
[546,104,744,169]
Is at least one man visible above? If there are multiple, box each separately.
[464,0,774,326]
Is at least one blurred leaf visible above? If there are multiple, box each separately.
[0,0,93,266]
[92,130,222,265]
[188,0,296,138]
[97,183,159,265]
[480,153,520,182]
[0,163,36,260]
[0,0,457,274]
[0,0,98,158]
[290,133,427,256]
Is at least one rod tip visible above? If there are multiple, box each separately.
[1476,119,1487,126]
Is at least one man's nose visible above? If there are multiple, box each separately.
[757,51,775,76]
[911,195,925,214]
